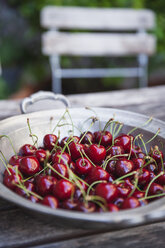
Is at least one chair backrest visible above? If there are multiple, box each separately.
[41,7,156,56]
[40,6,156,93]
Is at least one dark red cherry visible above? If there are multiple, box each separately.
[106,160,117,175]
[136,152,146,159]
[137,169,150,186]
[156,173,165,185]
[80,131,94,144]
[95,182,118,203]
[130,145,142,158]
[76,202,96,213]
[51,163,68,180]
[60,136,80,148]
[124,178,134,190]
[147,163,157,173]
[35,175,57,196]
[115,159,134,177]
[52,179,75,200]
[86,144,106,165]
[9,155,22,165]
[69,142,84,161]
[113,197,124,208]
[107,203,119,212]
[15,181,35,197]
[75,157,92,175]
[114,134,131,152]
[107,145,125,157]
[69,161,76,173]
[3,173,22,191]
[62,199,78,210]
[52,151,71,165]
[117,182,131,198]
[29,195,40,203]
[19,156,40,176]
[87,166,109,184]
[4,165,19,177]
[149,146,164,163]
[132,158,144,169]
[41,195,59,209]
[122,197,140,209]
[133,190,145,199]
[43,134,59,151]
[35,149,47,164]
[19,144,37,156]
[145,182,164,196]
[94,131,112,147]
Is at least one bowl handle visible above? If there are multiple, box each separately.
[20,91,71,114]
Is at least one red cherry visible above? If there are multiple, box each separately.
[132,158,144,169]
[86,144,106,165]
[94,131,112,147]
[51,163,68,179]
[76,202,96,213]
[75,157,92,175]
[130,145,142,158]
[19,156,40,176]
[146,182,164,196]
[117,182,131,198]
[107,203,119,212]
[35,175,57,196]
[9,155,22,165]
[29,195,40,203]
[107,145,124,157]
[113,197,124,208]
[106,160,117,175]
[69,142,84,161]
[137,169,150,186]
[80,131,94,144]
[133,190,145,199]
[3,173,22,191]
[19,144,37,156]
[115,159,134,177]
[41,195,59,209]
[35,149,47,164]
[95,182,118,203]
[43,134,58,151]
[149,146,164,163]
[87,166,109,184]
[4,165,19,177]
[62,199,78,210]
[52,179,75,200]
[122,197,140,209]
[114,134,131,152]
[60,136,80,148]
[52,151,71,165]
[15,181,35,197]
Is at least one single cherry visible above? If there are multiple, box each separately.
[86,144,106,165]
[52,179,75,200]
[95,182,118,203]
[94,131,112,147]
[43,134,59,151]
[75,157,92,175]
[19,144,37,156]
[19,156,40,176]
[41,195,59,209]
[115,159,134,177]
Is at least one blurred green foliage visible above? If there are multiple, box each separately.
[0,0,165,97]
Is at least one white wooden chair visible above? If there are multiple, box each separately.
[41,7,156,93]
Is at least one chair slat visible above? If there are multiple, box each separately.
[41,7,155,30]
[42,32,156,56]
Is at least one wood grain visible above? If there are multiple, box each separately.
[30,221,165,248]
[42,32,155,56]
[41,7,155,30]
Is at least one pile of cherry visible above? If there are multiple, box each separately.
[2,126,165,213]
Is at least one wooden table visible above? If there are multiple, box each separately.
[1,85,165,248]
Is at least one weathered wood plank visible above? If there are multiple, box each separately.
[42,32,155,56]
[30,221,165,248]
[41,7,155,30]
[0,208,97,248]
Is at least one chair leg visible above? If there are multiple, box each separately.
[50,55,62,93]
[138,54,148,88]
